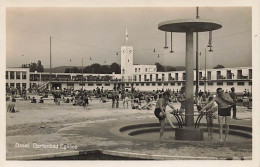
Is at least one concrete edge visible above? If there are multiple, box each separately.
[102,150,251,160]
[6,149,252,161]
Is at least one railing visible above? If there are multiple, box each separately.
[38,81,50,90]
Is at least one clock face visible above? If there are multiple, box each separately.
[128,49,132,54]
[122,49,126,53]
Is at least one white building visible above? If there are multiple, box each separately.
[120,45,157,82]
[133,64,157,73]
[6,68,30,90]
[5,66,252,94]
[121,46,134,82]
[5,45,252,94]
[132,67,252,93]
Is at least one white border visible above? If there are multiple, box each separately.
[0,0,259,167]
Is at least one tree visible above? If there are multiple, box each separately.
[110,62,121,74]
[155,62,165,72]
[29,63,37,72]
[165,66,176,71]
[22,60,44,72]
[68,67,79,73]
[65,68,71,73]
[83,66,92,73]
[100,65,110,74]
[213,64,225,69]
[64,62,121,74]
[36,60,44,72]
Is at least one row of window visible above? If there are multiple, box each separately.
[6,83,27,88]
[135,67,156,73]
[135,68,141,72]
[134,69,252,81]
[6,71,27,80]
[133,81,252,87]
[76,83,111,86]
[63,81,253,87]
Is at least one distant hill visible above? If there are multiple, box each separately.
[165,66,185,71]
[44,65,185,73]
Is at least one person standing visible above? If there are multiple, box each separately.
[177,86,185,124]
[111,89,116,108]
[200,88,234,142]
[116,89,119,108]
[204,96,218,139]
[154,91,177,140]
[229,87,237,119]
[121,90,126,108]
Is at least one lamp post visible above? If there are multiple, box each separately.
[204,48,207,93]
[81,58,84,91]
[50,36,52,91]
[195,7,200,97]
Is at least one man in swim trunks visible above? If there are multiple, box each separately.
[200,87,234,142]
[154,91,177,140]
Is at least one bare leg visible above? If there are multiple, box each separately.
[218,116,224,141]
[116,100,119,108]
[206,116,210,137]
[210,117,213,139]
[159,119,166,140]
[165,112,176,129]
[112,100,115,108]
[179,108,185,124]
[225,116,231,141]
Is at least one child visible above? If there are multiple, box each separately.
[204,96,218,139]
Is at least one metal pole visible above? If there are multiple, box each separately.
[164,32,168,49]
[185,31,194,127]
[204,48,207,92]
[81,58,83,91]
[170,32,173,53]
[196,7,199,19]
[70,59,71,74]
[50,36,52,91]
[195,7,200,97]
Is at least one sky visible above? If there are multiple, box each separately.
[6,7,252,69]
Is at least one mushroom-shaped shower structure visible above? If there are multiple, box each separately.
[158,18,222,141]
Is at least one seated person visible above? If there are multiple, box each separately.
[39,97,44,103]
[31,97,37,103]
[65,98,70,103]
[131,99,140,109]
[11,97,16,102]
[140,95,152,110]
[99,93,106,103]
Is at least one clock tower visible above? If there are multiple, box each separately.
[121,46,134,82]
